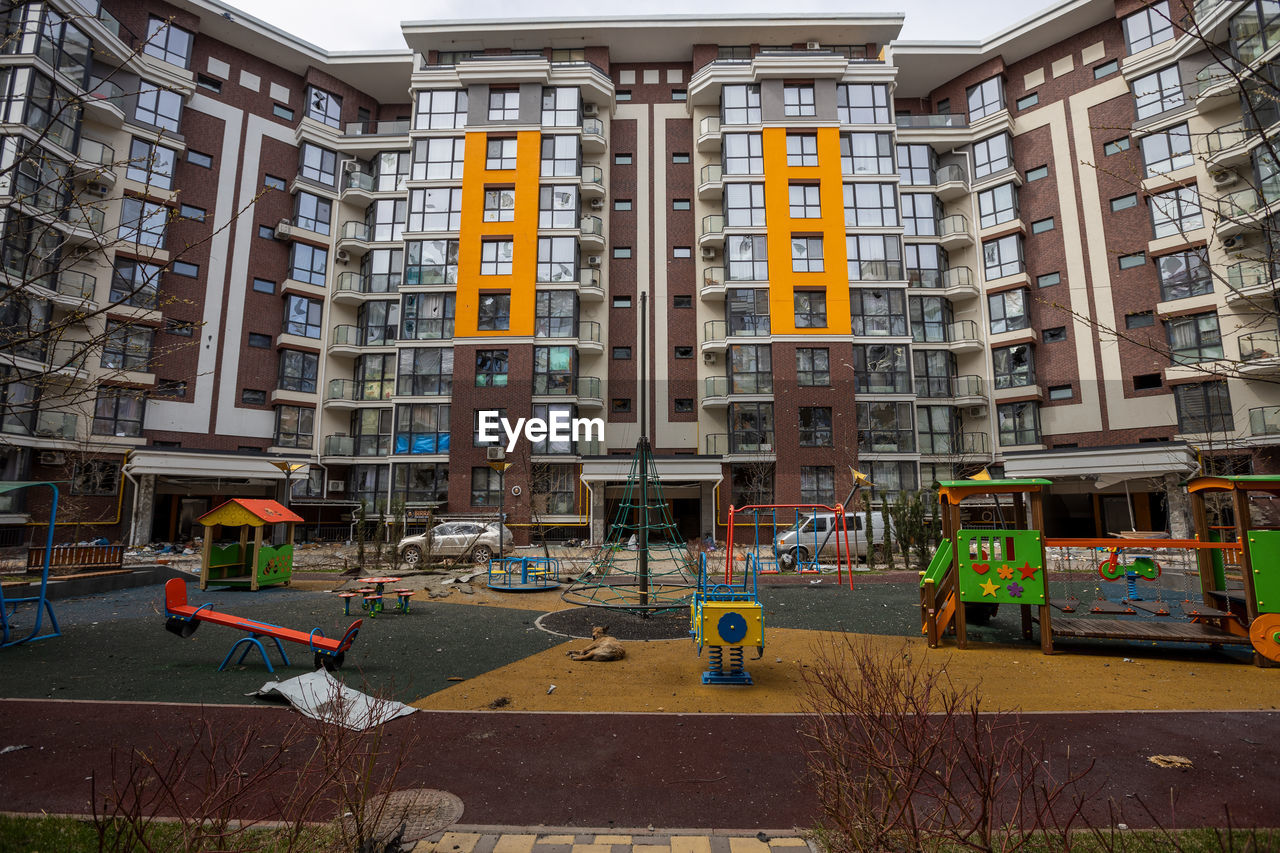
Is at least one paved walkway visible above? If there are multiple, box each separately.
[415,829,811,853]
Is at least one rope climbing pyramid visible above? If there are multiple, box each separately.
[562,436,699,613]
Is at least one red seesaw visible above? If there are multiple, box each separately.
[163,578,361,673]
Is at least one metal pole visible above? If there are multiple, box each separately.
[498,467,505,565]
[639,292,649,607]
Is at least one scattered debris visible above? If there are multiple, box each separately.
[1,745,31,755]
[446,676,465,682]
[547,684,557,694]
[249,670,415,730]
[487,696,511,709]
[1148,754,1194,769]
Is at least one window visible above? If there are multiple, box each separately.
[905,244,946,288]
[993,344,1034,388]
[1094,60,1119,79]
[1047,385,1073,402]
[119,198,168,248]
[1123,1,1175,53]
[289,243,328,286]
[797,348,830,386]
[1025,164,1049,182]
[615,199,633,212]
[727,289,771,335]
[364,198,406,243]
[914,350,957,397]
[851,288,908,336]
[897,144,935,185]
[398,347,453,395]
[917,406,956,455]
[153,379,187,399]
[541,86,579,126]
[269,406,313,449]
[178,205,204,222]
[1016,93,1039,110]
[294,192,331,234]
[400,293,455,340]
[1042,326,1067,343]
[126,138,176,189]
[791,237,824,273]
[674,346,694,358]
[144,17,193,67]
[1127,311,1155,328]
[196,74,221,93]
[1132,66,1184,120]
[973,134,1012,179]
[92,389,144,437]
[729,344,772,393]
[373,151,410,192]
[486,137,518,170]
[799,407,833,447]
[977,183,1018,229]
[1174,381,1233,433]
[722,84,761,124]
[1031,217,1055,234]
[407,188,463,231]
[1037,271,1061,288]
[393,403,450,454]
[725,183,766,227]
[613,347,631,359]
[794,290,827,327]
[837,84,890,123]
[284,295,323,338]
[786,134,818,167]
[846,184,899,228]
[858,401,914,452]
[672,153,690,164]
[278,350,319,393]
[299,143,337,186]
[983,234,1024,280]
[473,349,510,387]
[471,467,503,506]
[673,295,693,308]
[1231,0,1280,63]
[171,260,198,277]
[477,292,511,329]
[1166,312,1223,363]
[727,235,768,281]
[534,346,576,394]
[534,291,577,337]
[248,332,271,348]
[263,174,286,191]
[1134,373,1162,390]
[790,183,822,219]
[411,137,463,181]
[1150,186,1203,238]
[673,247,691,259]
[405,240,459,284]
[1157,250,1212,301]
[305,85,341,127]
[110,259,161,309]
[967,76,1005,121]
[729,402,774,452]
[853,343,910,393]
[537,236,577,282]
[723,133,763,174]
[842,132,894,175]
[613,296,632,308]
[253,278,275,294]
[909,295,951,342]
[483,187,516,222]
[260,227,275,242]
[615,153,633,165]
[611,398,632,414]
[1112,194,1139,212]
[1120,252,1147,269]
[989,289,1029,334]
[1141,125,1193,176]
[1104,137,1131,156]
[540,135,579,176]
[847,235,903,281]
[613,247,633,259]
[100,321,152,371]
[488,88,520,121]
[272,104,294,121]
[672,90,687,102]
[997,401,1041,446]
[784,84,816,116]
[166,319,195,336]
[673,199,691,210]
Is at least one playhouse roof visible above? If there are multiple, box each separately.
[198,499,304,527]
[1186,475,1280,495]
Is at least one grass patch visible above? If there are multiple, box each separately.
[0,814,340,852]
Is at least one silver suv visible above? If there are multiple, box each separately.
[773,511,885,567]
[397,521,514,566]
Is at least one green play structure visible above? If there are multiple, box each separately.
[198,498,300,590]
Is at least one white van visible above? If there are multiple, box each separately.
[773,510,886,566]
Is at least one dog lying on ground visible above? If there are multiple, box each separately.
[567,625,626,661]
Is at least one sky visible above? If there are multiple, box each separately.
[224,0,1066,53]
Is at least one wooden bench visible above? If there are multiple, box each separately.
[27,544,124,575]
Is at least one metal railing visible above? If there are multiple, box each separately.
[1240,331,1280,361]
[1250,406,1280,436]
[343,119,411,136]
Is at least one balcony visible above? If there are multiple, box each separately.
[859,429,915,454]
[1194,59,1241,110]
[333,271,398,304]
[942,266,978,299]
[897,115,969,130]
[337,220,373,255]
[576,376,603,408]
[323,434,356,457]
[62,205,106,243]
[52,269,96,310]
[701,320,728,353]
[341,170,376,205]
[1225,259,1279,303]
[1239,330,1280,375]
[697,115,722,152]
[35,410,78,441]
[577,320,603,354]
[580,164,605,197]
[951,374,987,407]
[581,117,606,154]
[701,265,726,301]
[1213,188,1262,238]
[326,324,392,357]
[325,378,392,407]
[579,266,604,301]
[81,78,125,127]
[1204,122,1253,169]
[934,163,968,201]
[702,375,730,408]
[938,214,973,250]
[703,432,775,457]
[697,163,723,199]
[1250,406,1280,438]
[75,138,116,185]
[343,119,411,137]
[699,214,725,248]
[579,215,605,250]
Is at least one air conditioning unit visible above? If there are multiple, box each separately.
[335,249,351,263]
[700,246,717,260]
[84,182,109,197]
[38,451,65,466]
[486,446,506,461]
[587,254,602,266]
[589,197,604,210]
[273,220,292,239]
[583,103,598,117]
[327,480,345,493]
[1222,235,1248,255]
[806,41,821,50]
[341,159,361,173]
[1211,170,1238,187]
[967,406,985,418]
[703,351,716,364]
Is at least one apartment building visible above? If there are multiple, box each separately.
[0,0,1276,546]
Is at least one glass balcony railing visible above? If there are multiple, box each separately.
[57,269,95,300]
[953,374,986,397]
[1205,122,1249,155]
[342,119,410,136]
[1227,259,1276,291]
[700,116,721,137]
[702,214,725,236]
[329,324,361,347]
[703,266,725,289]
[340,220,371,242]
[582,117,604,137]
[96,6,121,36]
[579,215,604,237]
[700,163,723,184]
[948,319,981,344]
[896,114,969,129]
[704,375,730,397]
[859,429,915,453]
[343,171,375,192]
[576,376,602,400]
[703,320,727,344]
[580,267,602,289]
[35,410,77,440]
[1240,331,1280,361]
[581,164,604,186]
[944,266,974,290]
[326,378,393,402]
[85,77,125,110]
[66,205,105,234]
[77,137,114,167]
[960,431,991,454]
[1250,406,1280,436]
[939,214,970,239]
[936,163,967,185]
[1215,188,1261,219]
[578,320,601,343]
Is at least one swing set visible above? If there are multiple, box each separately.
[724,503,857,586]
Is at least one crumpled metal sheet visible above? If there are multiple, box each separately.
[250,669,416,730]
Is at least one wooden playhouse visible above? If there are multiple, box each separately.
[198,499,302,590]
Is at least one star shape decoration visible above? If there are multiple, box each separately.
[1018,562,1039,580]
[1007,582,1025,598]
[997,564,1014,579]
[979,577,1000,597]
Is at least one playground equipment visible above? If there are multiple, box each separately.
[727,503,857,587]
[488,555,562,591]
[0,481,61,648]
[198,499,301,590]
[692,552,764,684]
[919,477,1280,665]
[164,578,360,672]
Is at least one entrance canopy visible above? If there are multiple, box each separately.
[123,450,311,481]
[580,456,723,484]
[1003,442,1197,491]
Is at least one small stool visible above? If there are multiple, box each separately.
[354,588,375,609]
[363,594,383,615]
[338,591,360,616]
[394,589,414,613]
